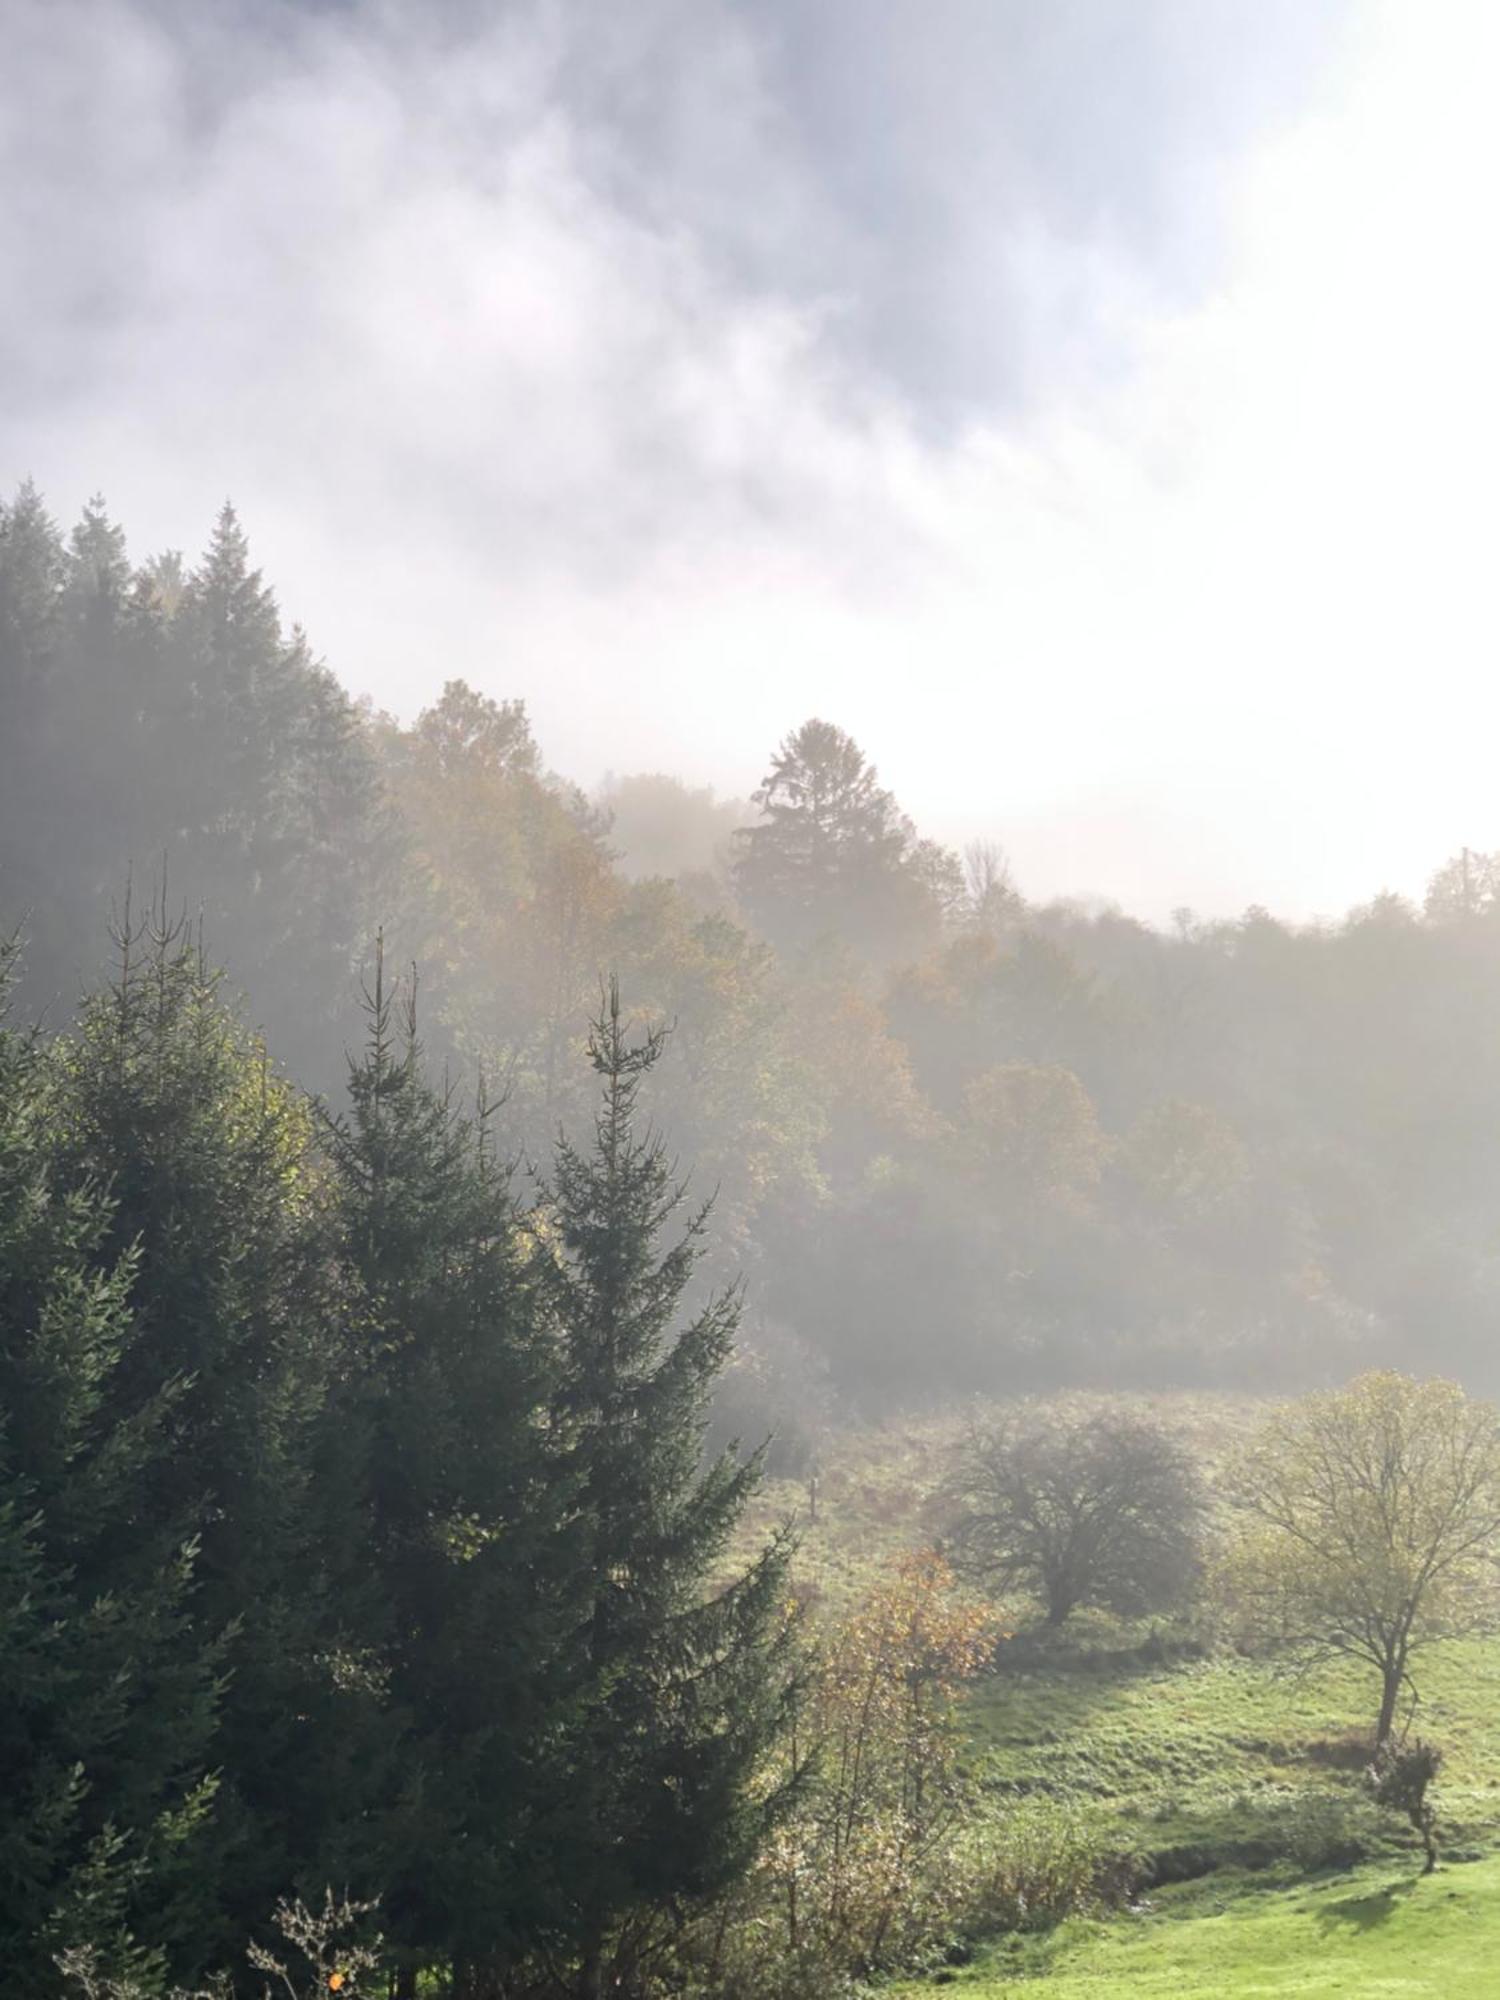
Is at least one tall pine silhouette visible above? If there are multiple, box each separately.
[538,981,803,1998]
[322,943,579,1992]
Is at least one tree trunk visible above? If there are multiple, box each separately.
[1376,1665,1401,1745]
[577,1937,605,2000]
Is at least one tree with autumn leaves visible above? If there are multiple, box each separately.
[666,1553,1001,1994]
[1222,1372,1500,1744]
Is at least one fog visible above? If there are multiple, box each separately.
[12,13,1500,1992]
[8,0,1499,920]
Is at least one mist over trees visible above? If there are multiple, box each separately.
[0,916,800,1997]
[944,1408,1207,1626]
[9,485,1500,1992]
[6,483,1500,1432]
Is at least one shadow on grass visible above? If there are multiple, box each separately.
[1313,1878,1416,1932]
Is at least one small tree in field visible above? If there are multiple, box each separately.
[944,1406,1206,1627]
[1223,1372,1500,1743]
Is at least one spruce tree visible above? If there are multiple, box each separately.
[322,946,576,1990]
[0,938,219,1994]
[0,485,395,1093]
[537,981,802,1998]
[51,907,345,1960]
[159,504,392,1087]
[0,484,68,991]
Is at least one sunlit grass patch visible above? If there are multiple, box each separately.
[896,1851,1500,1996]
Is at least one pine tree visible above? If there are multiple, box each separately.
[52,905,345,1960]
[733,718,942,962]
[321,944,577,1990]
[0,487,395,1095]
[0,937,220,1994]
[537,981,803,1998]
[158,506,396,1089]
[0,483,68,993]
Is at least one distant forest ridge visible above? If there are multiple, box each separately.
[4,482,1499,1419]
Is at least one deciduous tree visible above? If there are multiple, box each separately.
[1223,1372,1500,1742]
[945,1406,1206,1626]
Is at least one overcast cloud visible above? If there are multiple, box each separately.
[5,0,1497,920]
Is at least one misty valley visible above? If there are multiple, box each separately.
[4,485,1500,1998]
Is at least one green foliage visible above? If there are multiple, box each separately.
[318,941,573,1983]
[0,490,393,1091]
[16,482,1500,1410]
[0,935,221,1993]
[1220,1372,1500,1741]
[47,909,351,1958]
[58,1890,385,2000]
[533,981,804,1990]
[955,1796,1136,1935]
[15,482,1500,1996]
[944,1406,1207,1627]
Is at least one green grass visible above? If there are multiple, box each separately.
[967,1638,1500,1864]
[895,1852,1500,1996]
[749,1399,1500,1997]
[892,1624,1500,2000]
[888,1636,1500,1996]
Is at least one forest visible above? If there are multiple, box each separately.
[7,484,1500,1432]
[6,487,1500,1999]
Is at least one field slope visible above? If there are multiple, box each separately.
[897,1853,1500,1996]
[750,1410,1500,1997]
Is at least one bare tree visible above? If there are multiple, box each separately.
[963,838,1020,931]
[943,1405,1207,1626]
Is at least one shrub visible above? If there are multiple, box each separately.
[58,1894,384,2000]
[666,1553,1002,1995]
[1369,1738,1444,1872]
[956,1798,1139,1933]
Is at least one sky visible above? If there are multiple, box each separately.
[4,0,1499,923]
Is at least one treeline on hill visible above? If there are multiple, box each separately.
[6,481,1500,1439]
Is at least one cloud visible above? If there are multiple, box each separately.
[8,0,1495,924]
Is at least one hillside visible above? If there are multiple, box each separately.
[769,1404,1500,1996]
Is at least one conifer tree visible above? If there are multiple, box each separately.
[537,981,802,1998]
[0,938,219,1994]
[0,484,395,1092]
[321,945,576,1990]
[159,505,392,1084]
[0,484,68,985]
[51,905,344,1957]
[733,719,945,962]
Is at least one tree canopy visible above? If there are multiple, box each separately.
[1223,1372,1500,1741]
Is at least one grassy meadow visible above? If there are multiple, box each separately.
[750,1397,1500,1996]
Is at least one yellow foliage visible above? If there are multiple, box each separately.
[1221,1371,1500,1736]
